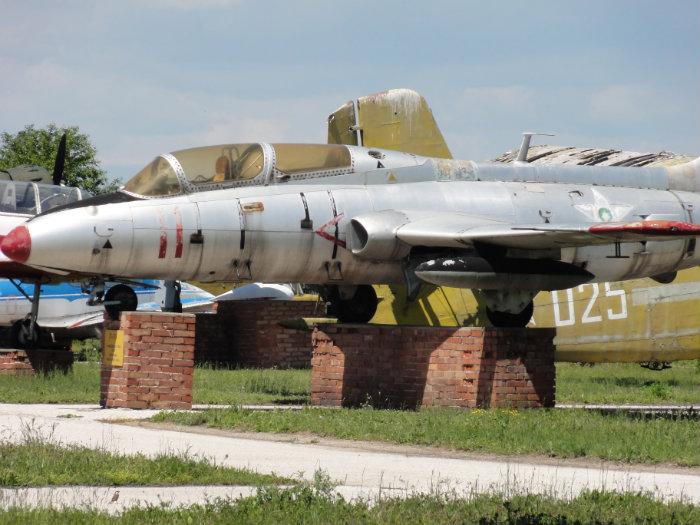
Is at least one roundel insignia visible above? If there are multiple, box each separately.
[598,207,613,222]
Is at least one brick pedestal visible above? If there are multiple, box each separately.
[195,300,321,368]
[311,325,555,409]
[100,312,195,409]
[0,348,73,375]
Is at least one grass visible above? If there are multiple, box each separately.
[556,361,700,404]
[0,359,697,406]
[193,366,310,405]
[0,440,290,487]
[0,484,697,524]
[153,406,700,466]
[0,363,310,405]
[0,362,100,403]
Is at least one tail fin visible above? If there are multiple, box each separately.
[327,88,452,159]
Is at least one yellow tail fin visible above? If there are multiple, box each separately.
[327,88,452,159]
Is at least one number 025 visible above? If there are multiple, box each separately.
[551,283,627,327]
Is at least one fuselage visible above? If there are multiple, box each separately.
[8,145,700,290]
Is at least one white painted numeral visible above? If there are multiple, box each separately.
[578,283,603,324]
[551,288,575,326]
[604,282,627,320]
[551,282,628,326]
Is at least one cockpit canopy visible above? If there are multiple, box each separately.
[0,181,88,216]
[122,143,353,198]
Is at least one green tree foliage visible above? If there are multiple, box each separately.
[0,123,119,194]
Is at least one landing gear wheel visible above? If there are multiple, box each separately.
[327,285,378,324]
[485,301,534,328]
[11,318,39,349]
[104,284,138,320]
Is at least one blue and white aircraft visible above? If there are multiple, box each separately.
[0,279,213,347]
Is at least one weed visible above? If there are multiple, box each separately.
[556,361,700,404]
[0,489,697,523]
[0,362,698,406]
[0,439,291,487]
[649,382,671,400]
[154,406,700,466]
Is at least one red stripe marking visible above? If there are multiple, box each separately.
[158,212,167,259]
[159,232,167,258]
[314,213,346,249]
[589,220,700,236]
[174,208,183,259]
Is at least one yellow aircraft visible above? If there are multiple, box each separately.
[327,88,700,364]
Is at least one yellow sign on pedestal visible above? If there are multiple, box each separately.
[102,329,124,367]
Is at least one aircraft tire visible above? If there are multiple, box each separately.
[104,284,138,321]
[485,301,534,328]
[328,285,378,324]
[11,319,39,349]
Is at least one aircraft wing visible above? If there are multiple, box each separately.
[390,216,700,251]
[39,312,104,329]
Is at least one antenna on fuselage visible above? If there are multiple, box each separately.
[514,132,555,165]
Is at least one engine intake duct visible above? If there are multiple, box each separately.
[347,211,411,260]
[414,256,593,291]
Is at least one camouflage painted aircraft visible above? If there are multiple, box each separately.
[327,89,700,364]
[3,90,700,365]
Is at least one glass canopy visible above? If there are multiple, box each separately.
[0,181,85,215]
[122,143,353,197]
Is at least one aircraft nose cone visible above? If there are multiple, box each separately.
[1,225,31,264]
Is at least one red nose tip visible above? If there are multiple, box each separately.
[1,225,31,264]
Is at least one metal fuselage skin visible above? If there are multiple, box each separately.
[17,151,700,289]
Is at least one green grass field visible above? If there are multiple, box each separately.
[0,441,289,486]
[154,406,700,466]
[0,485,697,524]
[556,361,700,404]
[0,363,310,405]
[0,359,697,406]
[193,365,310,405]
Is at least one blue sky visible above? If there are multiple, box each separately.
[1,0,698,183]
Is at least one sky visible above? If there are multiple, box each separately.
[1,0,699,183]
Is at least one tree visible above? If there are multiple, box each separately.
[0,123,119,194]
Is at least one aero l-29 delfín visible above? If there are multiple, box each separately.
[3,103,700,328]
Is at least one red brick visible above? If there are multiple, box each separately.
[310,325,555,410]
[161,337,185,345]
[126,328,151,337]
[126,400,149,409]
[141,336,164,344]
[151,329,174,337]
[138,393,158,402]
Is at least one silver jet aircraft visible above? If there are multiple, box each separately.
[2,141,700,327]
